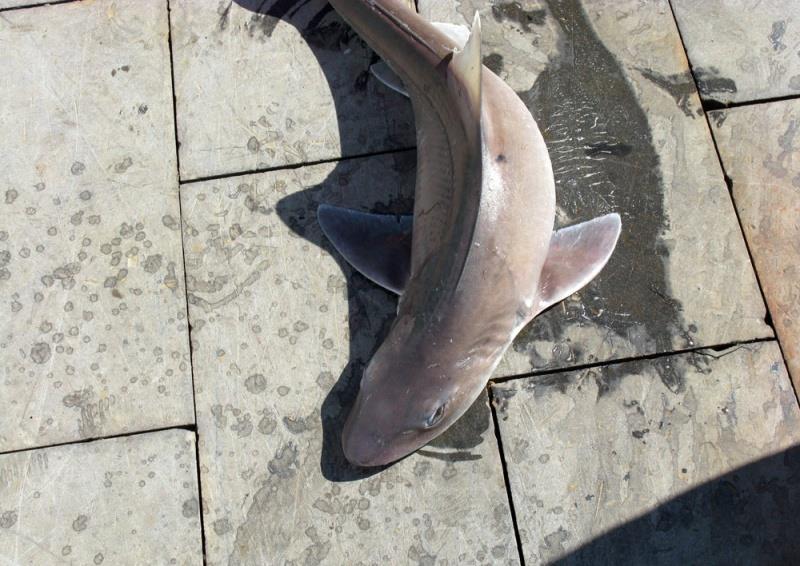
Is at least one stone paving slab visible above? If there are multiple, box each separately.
[672,0,800,105]
[0,1,47,10]
[0,429,202,566]
[492,341,800,565]
[1,1,74,11]
[419,0,770,379]
[170,0,415,182]
[0,1,37,9]
[181,154,518,565]
[0,0,193,452]
[710,100,800,392]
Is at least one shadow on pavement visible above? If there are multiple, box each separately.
[554,444,800,565]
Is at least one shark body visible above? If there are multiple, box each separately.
[320,0,621,466]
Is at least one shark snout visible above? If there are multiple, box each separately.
[341,391,411,467]
[342,429,388,467]
[342,418,386,467]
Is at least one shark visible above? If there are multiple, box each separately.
[319,0,621,467]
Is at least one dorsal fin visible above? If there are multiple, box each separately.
[447,12,482,133]
[317,204,413,295]
[536,214,622,313]
[370,21,470,99]
[369,18,470,98]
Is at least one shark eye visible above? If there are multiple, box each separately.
[424,403,446,429]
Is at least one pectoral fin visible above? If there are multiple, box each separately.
[537,213,622,313]
[317,204,412,295]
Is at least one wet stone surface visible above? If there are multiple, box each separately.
[672,0,800,104]
[492,341,800,565]
[0,430,202,565]
[419,0,770,382]
[170,0,415,181]
[181,153,518,565]
[711,100,800,391]
[0,0,194,451]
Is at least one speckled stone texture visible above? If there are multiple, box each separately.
[0,0,193,452]
[711,100,800,391]
[169,0,415,181]
[492,341,800,565]
[0,429,203,565]
[672,0,800,104]
[1,0,797,564]
[0,0,57,9]
[417,0,770,379]
[182,153,517,565]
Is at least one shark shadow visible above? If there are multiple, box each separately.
[231,0,492,482]
[554,444,800,564]
[476,0,688,390]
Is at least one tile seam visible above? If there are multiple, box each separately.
[165,0,209,562]
[179,146,417,186]
[490,337,776,385]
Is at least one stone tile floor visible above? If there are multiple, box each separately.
[672,0,800,105]
[0,0,798,564]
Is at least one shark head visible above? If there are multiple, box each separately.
[341,313,492,467]
[322,204,622,467]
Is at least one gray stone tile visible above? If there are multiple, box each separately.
[492,341,800,565]
[418,0,770,379]
[0,429,203,565]
[0,0,49,9]
[672,0,800,104]
[711,100,800,391]
[0,0,193,451]
[0,1,37,9]
[169,0,415,181]
[182,153,517,565]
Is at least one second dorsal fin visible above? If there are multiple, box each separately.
[370,61,408,97]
